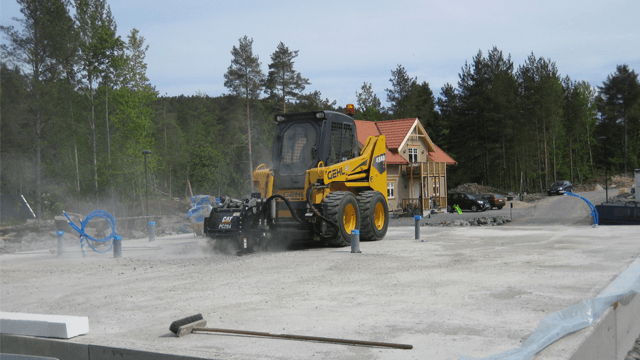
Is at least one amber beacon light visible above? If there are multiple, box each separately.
[346,104,355,116]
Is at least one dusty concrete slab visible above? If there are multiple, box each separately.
[1,220,639,360]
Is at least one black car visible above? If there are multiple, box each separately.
[547,180,573,196]
[447,192,488,212]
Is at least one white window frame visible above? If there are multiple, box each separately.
[387,181,396,199]
[408,147,418,163]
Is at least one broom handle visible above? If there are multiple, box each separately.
[193,327,412,349]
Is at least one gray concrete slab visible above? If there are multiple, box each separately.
[1,191,639,360]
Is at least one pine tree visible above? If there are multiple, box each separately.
[1,0,77,218]
[224,36,265,187]
[597,64,640,176]
[404,82,438,132]
[356,82,383,121]
[385,64,417,117]
[264,42,310,113]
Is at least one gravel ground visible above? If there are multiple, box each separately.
[2,190,639,360]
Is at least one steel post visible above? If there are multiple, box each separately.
[148,221,155,242]
[56,230,64,256]
[113,235,122,258]
[351,230,361,253]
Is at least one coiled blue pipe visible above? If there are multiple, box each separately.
[564,192,599,226]
[63,210,116,256]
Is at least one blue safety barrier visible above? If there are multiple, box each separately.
[63,210,117,256]
[563,192,599,226]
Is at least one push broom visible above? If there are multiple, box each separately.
[169,314,412,349]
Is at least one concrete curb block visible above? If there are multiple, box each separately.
[0,312,89,339]
[568,292,640,360]
[0,334,207,360]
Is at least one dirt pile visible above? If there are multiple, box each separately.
[574,174,635,192]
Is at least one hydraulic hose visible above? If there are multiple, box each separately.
[264,194,306,225]
[63,210,117,256]
[262,187,340,236]
[305,184,340,235]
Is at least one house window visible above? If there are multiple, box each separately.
[408,147,418,163]
[387,182,395,199]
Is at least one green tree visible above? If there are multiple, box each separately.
[597,64,640,176]
[1,0,77,218]
[74,0,123,202]
[517,53,564,190]
[111,28,157,206]
[563,79,598,182]
[355,82,384,121]
[446,47,519,188]
[435,82,458,149]
[224,36,265,187]
[264,42,310,113]
[293,90,337,112]
[385,64,416,117]
[1,63,31,197]
[403,81,438,132]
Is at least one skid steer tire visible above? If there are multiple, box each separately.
[323,191,360,247]
[357,191,389,241]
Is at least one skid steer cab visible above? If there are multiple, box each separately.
[204,107,389,255]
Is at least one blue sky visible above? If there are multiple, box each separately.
[2,0,639,107]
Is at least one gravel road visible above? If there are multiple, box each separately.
[392,190,605,228]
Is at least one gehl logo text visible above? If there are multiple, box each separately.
[327,167,346,180]
[281,190,304,199]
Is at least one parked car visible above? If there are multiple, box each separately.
[447,192,488,212]
[547,180,573,196]
[478,193,506,209]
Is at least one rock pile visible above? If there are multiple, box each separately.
[425,216,513,227]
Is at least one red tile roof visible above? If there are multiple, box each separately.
[386,150,408,165]
[428,143,457,165]
[353,118,456,165]
[353,120,408,165]
[353,120,380,147]
[374,119,417,150]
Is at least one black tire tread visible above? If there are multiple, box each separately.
[357,191,377,241]
[357,191,388,241]
[323,191,354,247]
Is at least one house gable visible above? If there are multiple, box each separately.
[353,118,456,165]
[353,118,455,211]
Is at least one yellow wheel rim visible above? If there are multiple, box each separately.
[374,202,385,230]
[343,203,357,233]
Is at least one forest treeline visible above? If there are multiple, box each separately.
[1,0,639,220]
